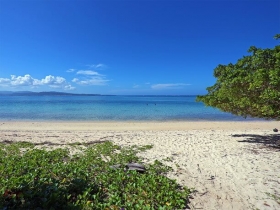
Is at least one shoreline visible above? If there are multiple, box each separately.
[0,120,278,131]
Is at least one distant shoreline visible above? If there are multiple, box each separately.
[0,91,198,97]
[0,91,103,96]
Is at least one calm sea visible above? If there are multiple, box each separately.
[0,95,260,121]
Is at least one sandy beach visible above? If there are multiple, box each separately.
[0,121,279,210]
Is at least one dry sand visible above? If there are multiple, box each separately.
[0,121,279,210]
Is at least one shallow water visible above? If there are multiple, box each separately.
[0,95,260,121]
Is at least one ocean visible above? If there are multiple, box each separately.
[0,95,260,121]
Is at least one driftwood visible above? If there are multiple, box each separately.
[110,163,146,173]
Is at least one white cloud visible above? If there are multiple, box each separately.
[133,85,140,88]
[0,68,109,90]
[0,78,12,86]
[9,74,42,86]
[0,74,73,90]
[151,83,190,90]
[41,75,66,85]
[76,70,101,76]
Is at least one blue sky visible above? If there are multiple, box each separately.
[0,0,279,95]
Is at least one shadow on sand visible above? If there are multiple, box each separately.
[232,134,280,151]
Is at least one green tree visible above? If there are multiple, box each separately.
[196,35,280,120]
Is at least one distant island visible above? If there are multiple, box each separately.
[0,91,103,96]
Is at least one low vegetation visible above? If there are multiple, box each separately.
[0,141,191,209]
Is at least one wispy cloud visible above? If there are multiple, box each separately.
[76,70,101,76]
[86,63,106,69]
[64,84,76,90]
[72,77,109,86]
[68,63,109,86]
[66,69,75,73]
[72,69,109,86]
[0,74,75,90]
[151,83,190,90]
[133,85,140,88]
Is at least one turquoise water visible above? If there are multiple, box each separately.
[0,95,259,121]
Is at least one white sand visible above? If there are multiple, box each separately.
[0,121,279,210]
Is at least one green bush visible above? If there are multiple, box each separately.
[0,141,191,209]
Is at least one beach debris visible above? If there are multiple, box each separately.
[126,163,146,172]
[273,128,278,132]
[197,164,201,173]
[200,191,208,196]
[110,163,146,173]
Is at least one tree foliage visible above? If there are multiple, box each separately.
[197,35,280,120]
